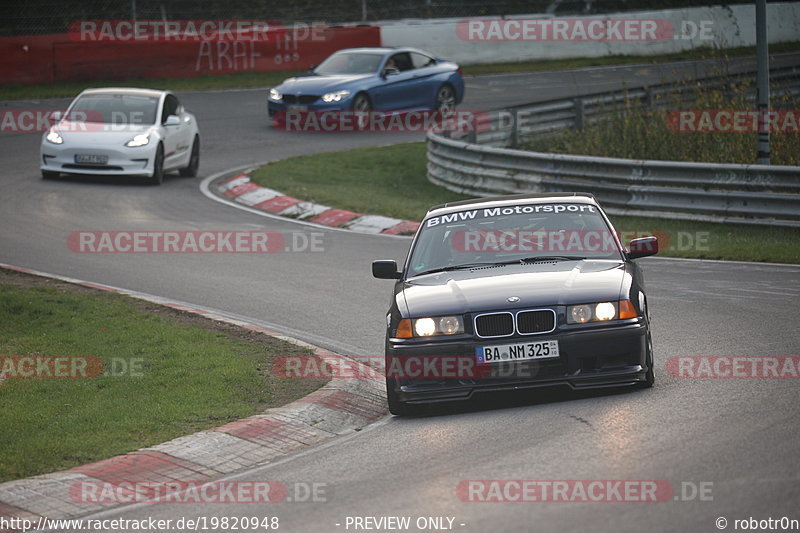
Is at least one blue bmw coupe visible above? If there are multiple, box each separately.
[267,47,465,122]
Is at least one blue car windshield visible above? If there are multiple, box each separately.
[407,203,624,276]
[315,52,383,75]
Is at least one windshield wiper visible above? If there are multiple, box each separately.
[414,263,499,276]
[414,257,585,277]
[493,256,586,265]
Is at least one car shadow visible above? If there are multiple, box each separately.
[43,173,181,186]
[400,385,645,419]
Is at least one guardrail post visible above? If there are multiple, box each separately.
[574,98,584,130]
[509,108,519,148]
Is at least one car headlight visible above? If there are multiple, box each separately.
[567,300,637,324]
[46,130,63,144]
[269,88,282,101]
[125,133,150,147]
[321,90,350,103]
[395,316,464,338]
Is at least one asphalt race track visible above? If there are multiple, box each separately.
[1,56,799,532]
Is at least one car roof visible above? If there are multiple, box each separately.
[78,87,168,98]
[333,46,434,56]
[426,192,598,218]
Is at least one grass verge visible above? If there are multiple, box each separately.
[0,268,327,483]
[2,42,799,101]
[249,142,800,264]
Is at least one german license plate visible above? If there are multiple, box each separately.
[75,154,108,164]
[286,104,307,111]
[476,340,559,364]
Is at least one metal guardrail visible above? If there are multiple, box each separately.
[428,66,800,227]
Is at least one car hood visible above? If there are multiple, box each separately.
[400,260,627,317]
[276,74,372,94]
[54,122,153,145]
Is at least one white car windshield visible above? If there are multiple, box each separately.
[69,94,159,125]
[314,52,384,75]
[407,203,624,276]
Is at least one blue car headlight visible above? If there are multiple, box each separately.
[269,88,282,101]
[321,90,350,103]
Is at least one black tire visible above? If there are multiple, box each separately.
[641,332,655,388]
[386,378,415,416]
[179,136,200,177]
[435,84,456,112]
[41,170,59,180]
[148,143,164,185]
[351,93,371,131]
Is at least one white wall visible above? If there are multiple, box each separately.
[379,3,800,64]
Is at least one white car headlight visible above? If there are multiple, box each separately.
[321,90,350,103]
[269,88,282,101]
[46,130,63,144]
[125,133,150,147]
[396,316,465,338]
[414,318,437,337]
[567,300,638,324]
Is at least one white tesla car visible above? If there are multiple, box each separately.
[40,88,200,185]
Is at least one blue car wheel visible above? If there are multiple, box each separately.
[435,84,456,111]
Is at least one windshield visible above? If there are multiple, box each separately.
[69,94,159,125]
[314,52,383,75]
[407,202,624,276]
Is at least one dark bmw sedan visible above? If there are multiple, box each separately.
[372,193,658,415]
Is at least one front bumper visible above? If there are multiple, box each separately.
[267,99,349,118]
[41,144,154,177]
[387,322,650,405]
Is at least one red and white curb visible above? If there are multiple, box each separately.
[217,173,420,236]
[0,263,387,527]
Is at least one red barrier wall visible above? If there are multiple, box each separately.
[0,26,381,85]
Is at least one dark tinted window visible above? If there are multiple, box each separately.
[407,203,623,276]
[410,52,436,69]
[315,52,383,74]
[161,94,179,123]
[388,52,414,72]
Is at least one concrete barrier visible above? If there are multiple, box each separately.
[381,3,800,64]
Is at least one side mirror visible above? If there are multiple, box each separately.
[308,65,317,73]
[164,115,181,126]
[381,66,400,78]
[628,236,659,259]
[372,260,401,279]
